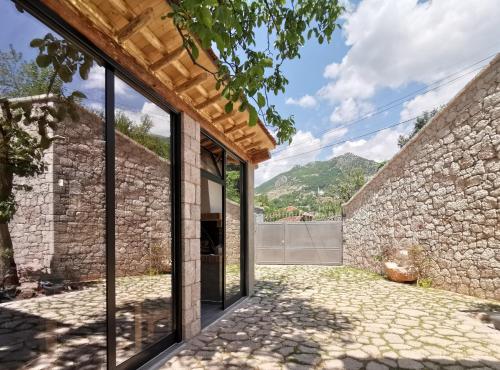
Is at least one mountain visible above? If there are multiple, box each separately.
[255,153,380,200]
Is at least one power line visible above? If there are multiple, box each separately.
[272,52,497,155]
[268,113,429,163]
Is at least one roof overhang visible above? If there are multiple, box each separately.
[40,0,276,164]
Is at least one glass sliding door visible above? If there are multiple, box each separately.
[225,155,244,306]
[0,2,107,368]
[114,77,174,366]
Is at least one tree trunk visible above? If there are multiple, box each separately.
[0,223,18,287]
[0,142,19,287]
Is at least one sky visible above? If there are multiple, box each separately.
[254,0,500,185]
[2,1,500,186]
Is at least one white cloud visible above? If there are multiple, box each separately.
[255,130,321,185]
[329,98,374,123]
[321,127,349,146]
[400,77,469,120]
[330,127,409,162]
[116,102,171,138]
[285,94,318,108]
[318,0,500,122]
[84,66,130,96]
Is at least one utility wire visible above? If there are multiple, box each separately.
[272,52,497,156]
[268,113,427,163]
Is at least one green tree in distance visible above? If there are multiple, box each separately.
[0,33,92,288]
[398,109,439,148]
[335,168,366,203]
[166,0,345,144]
[115,112,170,159]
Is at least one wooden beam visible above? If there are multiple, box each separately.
[244,140,263,150]
[213,111,238,124]
[116,7,154,43]
[176,73,208,94]
[150,46,186,72]
[234,132,256,143]
[224,121,248,134]
[250,149,271,163]
[42,0,273,162]
[195,93,222,110]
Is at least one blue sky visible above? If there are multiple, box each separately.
[255,0,500,185]
[2,1,500,185]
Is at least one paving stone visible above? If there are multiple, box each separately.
[154,266,500,370]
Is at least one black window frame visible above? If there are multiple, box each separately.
[12,1,183,369]
[199,130,248,311]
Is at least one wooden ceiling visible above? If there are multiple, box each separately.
[42,0,276,163]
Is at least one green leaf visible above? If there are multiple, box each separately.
[58,66,73,83]
[71,91,87,99]
[224,101,233,113]
[30,38,43,47]
[248,106,258,126]
[36,54,51,68]
[257,93,266,108]
[199,7,212,29]
[190,42,199,60]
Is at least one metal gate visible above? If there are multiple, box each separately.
[255,221,342,265]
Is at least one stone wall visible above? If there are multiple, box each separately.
[180,113,202,340]
[343,55,500,300]
[225,199,241,265]
[10,106,171,281]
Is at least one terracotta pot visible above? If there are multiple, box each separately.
[384,262,418,283]
[491,313,500,330]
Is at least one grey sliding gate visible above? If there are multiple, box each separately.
[255,221,342,265]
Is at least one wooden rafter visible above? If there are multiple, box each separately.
[50,0,275,163]
[224,122,248,135]
[150,46,186,72]
[176,73,208,94]
[116,7,154,43]
[244,140,262,150]
[195,93,222,110]
[234,132,256,143]
[213,111,239,125]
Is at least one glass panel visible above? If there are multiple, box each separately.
[114,77,173,365]
[0,3,106,368]
[200,134,223,177]
[200,178,223,304]
[225,155,243,304]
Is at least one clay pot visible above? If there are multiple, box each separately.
[490,313,500,330]
[384,262,418,283]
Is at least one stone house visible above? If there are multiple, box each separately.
[1,1,276,369]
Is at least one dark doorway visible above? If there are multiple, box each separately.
[200,134,225,327]
[199,132,248,327]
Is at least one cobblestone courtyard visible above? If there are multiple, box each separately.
[163,266,500,370]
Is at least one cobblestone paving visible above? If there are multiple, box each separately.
[163,266,500,370]
[0,274,172,369]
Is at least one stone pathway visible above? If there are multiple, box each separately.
[0,274,172,369]
[163,265,500,370]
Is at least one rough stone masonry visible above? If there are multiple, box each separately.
[9,106,171,281]
[343,55,500,300]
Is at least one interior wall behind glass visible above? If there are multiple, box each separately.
[0,2,106,368]
[114,76,173,365]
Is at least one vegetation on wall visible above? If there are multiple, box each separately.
[398,109,439,148]
[166,0,345,144]
[115,112,170,160]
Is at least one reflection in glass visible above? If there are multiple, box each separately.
[0,2,106,368]
[225,155,242,304]
[114,77,173,365]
